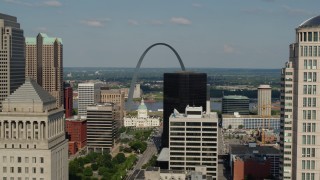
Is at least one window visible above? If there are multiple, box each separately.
[32,167,36,173]
[25,167,28,173]
[10,156,13,163]
[313,59,317,68]
[18,167,21,173]
[304,46,308,56]
[314,47,318,57]
[304,60,308,69]
[32,157,36,163]
[40,157,44,163]
[309,46,313,56]
[10,167,14,173]
[3,156,7,162]
[18,157,21,163]
[3,167,7,173]
[308,32,313,42]
[25,157,29,163]
[313,72,317,82]
[304,72,307,81]
[314,32,318,42]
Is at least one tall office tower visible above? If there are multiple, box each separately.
[64,83,73,118]
[86,103,118,153]
[222,95,250,115]
[25,33,63,108]
[162,72,207,148]
[78,82,101,119]
[100,88,125,121]
[169,106,219,177]
[0,79,68,179]
[257,85,272,117]
[280,15,320,180]
[0,13,25,110]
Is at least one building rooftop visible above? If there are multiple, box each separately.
[222,114,280,119]
[258,84,271,89]
[299,15,320,28]
[157,148,169,162]
[25,37,36,45]
[223,95,249,100]
[3,78,56,105]
[230,144,280,155]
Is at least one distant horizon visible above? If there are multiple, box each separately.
[2,0,319,68]
[64,66,281,70]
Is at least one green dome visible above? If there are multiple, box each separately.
[138,99,147,110]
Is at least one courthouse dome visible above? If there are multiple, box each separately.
[299,15,320,28]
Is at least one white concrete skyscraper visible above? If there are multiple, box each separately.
[78,82,101,118]
[0,13,25,110]
[0,79,68,179]
[280,15,320,180]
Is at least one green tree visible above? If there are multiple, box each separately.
[228,125,232,129]
[238,125,244,129]
[83,167,93,177]
[91,163,99,171]
[98,167,108,175]
[114,153,126,164]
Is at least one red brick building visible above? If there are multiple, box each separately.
[66,118,87,155]
[64,86,73,118]
[233,157,271,180]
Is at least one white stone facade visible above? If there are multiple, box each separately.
[0,79,68,180]
[124,99,160,128]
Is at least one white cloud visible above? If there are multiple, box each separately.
[223,44,235,54]
[282,5,315,16]
[128,19,139,26]
[192,3,202,8]
[80,18,111,28]
[3,0,34,6]
[43,1,62,7]
[4,0,62,7]
[170,17,192,25]
[150,20,164,25]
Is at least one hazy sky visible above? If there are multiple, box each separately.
[1,0,320,68]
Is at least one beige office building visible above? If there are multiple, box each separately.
[25,33,63,108]
[0,79,68,179]
[280,15,320,180]
[0,13,25,110]
[100,89,125,121]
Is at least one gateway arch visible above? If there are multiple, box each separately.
[127,43,186,110]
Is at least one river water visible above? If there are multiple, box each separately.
[74,98,257,112]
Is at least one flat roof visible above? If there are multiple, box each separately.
[222,114,280,119]
[230,144,280,155]
[157,148,169,162]
[223,95,249,100]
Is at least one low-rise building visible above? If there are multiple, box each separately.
[222,114,280,130]
[229,143,280,179]
[65,117,87,155]
[124,99,160,128]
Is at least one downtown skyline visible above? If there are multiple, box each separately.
[1,0,320,69]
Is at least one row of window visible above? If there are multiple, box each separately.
[302,147,315,157]
[303,97,317,107]
[3,166,44,174]
[302,173,315,180]
[303,72,317,82]
[303,85,317,95]
[304,60,317,69]
[302,135,316,145]
[301,46,320,57]
[2,156,44,163]
[302,110,317,120]
[302,123,316,132]
[300,31,319,42]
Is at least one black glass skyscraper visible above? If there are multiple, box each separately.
[162,72,207,147]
